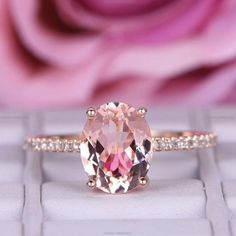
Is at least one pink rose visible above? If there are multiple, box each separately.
[0,0,236,109]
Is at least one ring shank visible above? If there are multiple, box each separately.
[24,131,217,153]
[24,135,81,153]
[152,131,217,151]
[154,131,209,138]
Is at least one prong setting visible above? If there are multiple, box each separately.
[137,107,147,117]
[139,177,148,186]
[86,107,96,119]
[87,178,96,189]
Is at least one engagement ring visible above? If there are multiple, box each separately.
[24,102,217,194]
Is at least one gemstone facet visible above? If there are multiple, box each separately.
[80,102,152,194]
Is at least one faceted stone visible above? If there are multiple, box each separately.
[80,102,152,194]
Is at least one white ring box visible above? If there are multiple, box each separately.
[0,108,235,236]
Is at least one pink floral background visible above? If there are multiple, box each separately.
[0,0,236,109]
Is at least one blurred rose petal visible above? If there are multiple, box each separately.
[55,0,217,44]
[10,0,104,67]
[0,0,235,109]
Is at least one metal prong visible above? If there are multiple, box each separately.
[137,107,147,117]
[87,179,96,189]
[86,107,96,119]
[139,177,148,186]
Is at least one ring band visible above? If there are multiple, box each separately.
[24,131,217,153]
[24,102,217,194]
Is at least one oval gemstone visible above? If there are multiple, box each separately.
[80,102,152,194]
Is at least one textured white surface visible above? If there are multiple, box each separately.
[210,109,236,143]
[0,114,25,144]
[42,179,205,220]
[44,219,212,236]
[0,146,24,182]
[0,222,22,236]
[222,181,236,217]
[0,183,24,220]
[217,144,236,179]
[231,220,236,236]
[0,108,235,236]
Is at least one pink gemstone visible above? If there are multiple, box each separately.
[80,102,152,194]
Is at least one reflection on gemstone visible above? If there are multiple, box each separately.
[80,102,152,194]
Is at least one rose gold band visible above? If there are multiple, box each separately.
[24,131,217,153]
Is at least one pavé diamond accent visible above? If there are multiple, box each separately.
[152,134,217,152]
[25,132,216,154]
[25,137,81,153]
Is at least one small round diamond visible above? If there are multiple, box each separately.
[80,102,152,194]
[47,140,56,151]
[153,138,165,151]
[72,141,80,152]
